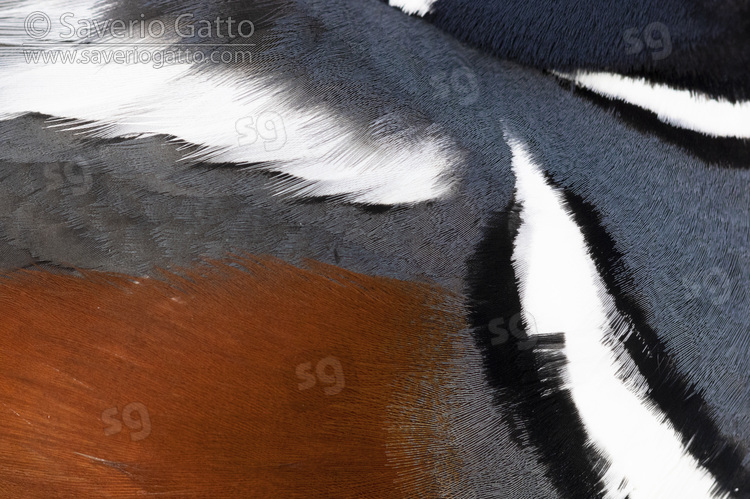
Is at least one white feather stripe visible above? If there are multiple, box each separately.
[387,0,436,16]
[509,137,728,499]
[554,71,750,139]
[0,35,459,204]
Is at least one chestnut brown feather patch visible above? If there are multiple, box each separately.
[0,257,467,497]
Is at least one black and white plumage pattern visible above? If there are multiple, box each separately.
[0,0,748,497]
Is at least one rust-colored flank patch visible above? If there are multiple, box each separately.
[0,256,467,497]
